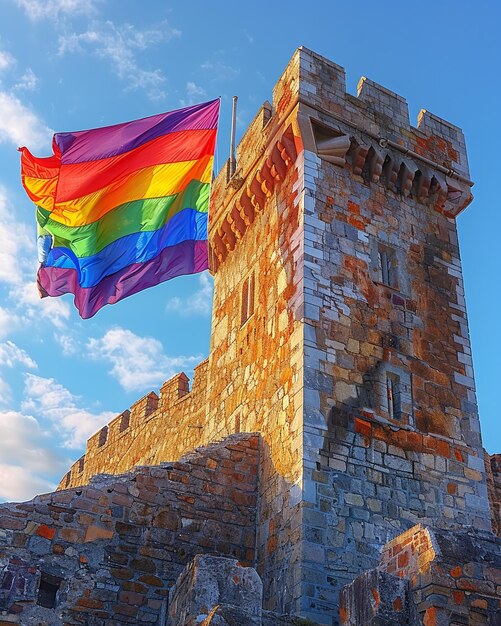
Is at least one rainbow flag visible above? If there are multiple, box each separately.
[20,99,220,319]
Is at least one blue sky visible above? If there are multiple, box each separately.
[0,0,499,501]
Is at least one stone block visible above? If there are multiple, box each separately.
[168,555,262,626]
[340,568,410,625]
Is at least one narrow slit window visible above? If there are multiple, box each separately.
[378,245,397,288]
[379,249,390,285]
[386,374,402,420]
[241,272,255,326]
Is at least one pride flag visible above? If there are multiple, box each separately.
[20,99,220,319]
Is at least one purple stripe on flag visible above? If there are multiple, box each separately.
[37,239,209,319]
[54,99,220,164]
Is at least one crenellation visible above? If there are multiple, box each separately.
[130,390,159,422]
[357,76,410,128]
[106,411,123,442]
[86,427,104,456]
[159,373,190,408]
[234,101,273,178]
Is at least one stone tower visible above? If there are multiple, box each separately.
[11,47,496,625]
[207,46,492,620]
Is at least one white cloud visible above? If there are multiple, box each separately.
[58,20,181,100]
[13,280,71,329]
[0,50,15,72]
[183,81,206,105]
[0,341,37,370]
[187,81,206,97]
[0,186,37,287]
[0,465,55,502]
[0,306,19,339]
[0,91,52,150]
[186,81,207,97]
[0,186,72,334]
[22,373,115,448]
[0,411,60,472]
[14,0,98,21]
[201,60,240,81]
[14,68,38,91]
[0,341,37,404]
[0,376,13,404]
[54,333,78,356]
[166,273,213,316]
[87,326,201,392]
[0,410,69,502]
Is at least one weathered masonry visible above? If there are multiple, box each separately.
[1,47,500,625]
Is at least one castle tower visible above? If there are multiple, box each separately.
[51,48,497,624]
[207,47,491,622]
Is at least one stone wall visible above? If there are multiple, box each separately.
[59,363,210,490]
[1,434,259,625]
[295,47,491,623]
[206,77,305,613]
[340,524,501,625]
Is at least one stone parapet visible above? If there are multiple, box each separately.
[292,47,470,179]
[60,360,210,490]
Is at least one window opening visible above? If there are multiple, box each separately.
[37,573,62,609]
[386,374,402,420]
[240,272,255,326]
[378,244,397,288]
[379,249,390,285]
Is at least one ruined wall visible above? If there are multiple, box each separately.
[295,48,492,623]
[1,434,258,625]
[340,524,501,625]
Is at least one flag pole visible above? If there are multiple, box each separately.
[229,96,238,177]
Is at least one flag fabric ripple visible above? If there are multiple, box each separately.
[20,99,220,319]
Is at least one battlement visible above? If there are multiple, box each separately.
[60,359,211,490]
[293,47,469,169]
[209,47,472,272]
